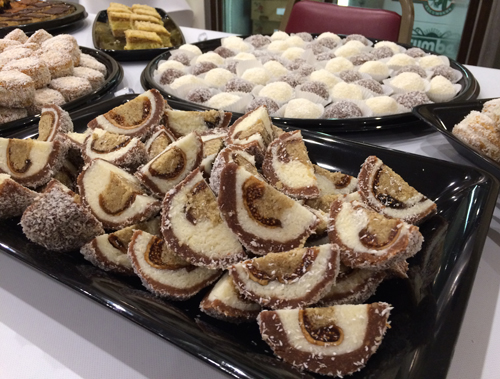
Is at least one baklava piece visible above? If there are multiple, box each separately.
[230,244,339,309]
[258,303,391,376]
[81,217,160,275]
[218,163,318,255]
[77,159,161,230]
[262,130,319,199]
[21,180,104,252]
[0,137,67,188]
[37,104,73,142]
[107,11,131,38]
[358,156,437,224]
[128,230,221,300]
[162,169,246,269]
[135,132,203,197]
[328,198,423,269]
[124,30,162,50]
[200,272,261,323]
[0,173,38,219]
[82,128,148,171]
[134,21,171,47]
[164,109,232,138]
[144,125,177,160]
[88,89,164,139]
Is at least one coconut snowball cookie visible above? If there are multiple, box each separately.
[127,230,222,300]
[21,179,104,252]
[230,244,340,309]
[161,168,246,269]
[258,303,392,376]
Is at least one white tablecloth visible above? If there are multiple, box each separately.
[1,14,500,379]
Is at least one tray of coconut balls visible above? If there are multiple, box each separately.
[141,31,479,133]
[0,27,123,134]
[0,89,497,378]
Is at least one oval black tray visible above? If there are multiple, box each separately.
[0,46,123,136]
[141,36,480,134]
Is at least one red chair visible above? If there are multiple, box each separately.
[280,0,414,44]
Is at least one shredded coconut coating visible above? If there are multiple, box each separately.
[72,67,105,91]
[0,107,27,124]
[0,70,35,108]
[394,91,431,109]
[246,97,279,114]
[186,87,212,103]
[49,76,93,102]
[0,174,38,219]
[2,57,50,89]
[79,53,107,76]
[324,101,363,119]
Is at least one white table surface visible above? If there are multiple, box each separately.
[1,14,500,379]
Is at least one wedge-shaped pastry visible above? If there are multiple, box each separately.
[0,137,67,188]
[162,169,246,269]
[128,230,221,299]
[230,244,339,309]
[88,89,164,139]
[81,217,160,275]
[38,104,73,142]
[209,145,259,195]
[165,109,232,138]
[218,163,318,255]
[135,132,203,197]
[225,105,274,162]
[200,272,261,323]
[258,303,392,377]
[358,156,437,224]
[21,180,104,252]
[52,158,79,190]
[199,128,227,176]
[329,198,423,269]
[144,125,176,160]
[0,173,38,219]
[82,128,148,171]
[58,129,91,168]
[317,265,387,306]
[77,159,161,230]
[262,130,319,199]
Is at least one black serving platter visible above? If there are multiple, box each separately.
[1,94,498,378]
[0,1,87,37]
[92,8,185,61]
[141,36,480,133]
[413,98,500,181]
[0,46,123,137]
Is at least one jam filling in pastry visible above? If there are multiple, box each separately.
[128,230,221,300]
[218,162,318,255]
[358,155,437,225]
[162,168,246,269]
[230,244,340,309]
[258,303,392,377]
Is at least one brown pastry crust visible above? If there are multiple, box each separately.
[38,104,73,142]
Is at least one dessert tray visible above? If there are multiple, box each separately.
[413,99,500,181]
[92,8,185,61]
[0,46,123,136]
[1,94,498,379]
[141,36,480,133]
[0,0,87,37]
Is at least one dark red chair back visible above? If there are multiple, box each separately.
[285,1,402,42]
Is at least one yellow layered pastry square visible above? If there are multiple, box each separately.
[133,8,162,20]
[134,21,171,47]
[130,13,162,26]
[124,30,162,50]
[108,2,131,13]
[108,11,131,37]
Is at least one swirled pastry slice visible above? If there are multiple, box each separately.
[81,217,160,275]
[88,89,164,139]
[225,105,274,162]
[21,179,104,252]
[200,272,261,323]
[317,265,387,306]
[128,230,221,299]
[82,128,148,171]
[262,130,319,199]
[0,173,38,219]
[218,163,318,255]
[162,168,246,269]
[0,137,67,188]
[144,125,176,161]
[77,159,161,230]
[230,244,340,309]
[258,303,391,377]
[358,156,437,224]
[38,104,73,142]
[199,128,228,176]
[328,198,423,269]
[165,109,231,138]
[135,132,203,197]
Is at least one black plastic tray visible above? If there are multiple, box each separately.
[0,1,87,37]
[1,94,498,378]
[0,46,123,136]
[141,36,480,133]
[92,8,185,62]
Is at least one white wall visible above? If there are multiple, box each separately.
[185,0,206,29]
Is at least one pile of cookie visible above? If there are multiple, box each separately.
[0,89,439,377]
